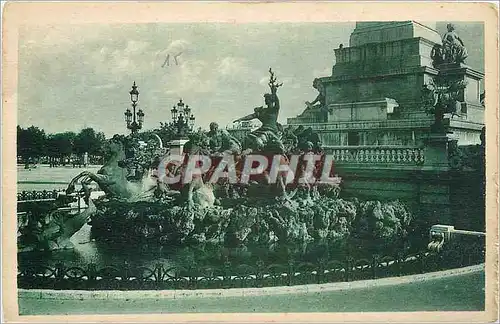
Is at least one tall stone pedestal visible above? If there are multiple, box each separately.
[325,21,441,109]
[418,132,459,226]
[435,63,485,133]
[423,132,458,171]
[167,139,189,156]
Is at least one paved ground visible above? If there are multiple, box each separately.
[18,271,484,315]
[17,164,102,191]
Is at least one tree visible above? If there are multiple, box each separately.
[93,132,107,158]
[46,132,76,163]
[154,122,177,144]
[74,127,106,156]
[17,126,47,163]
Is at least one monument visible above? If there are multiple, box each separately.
[288,21,485,229]
[288,21,484,147]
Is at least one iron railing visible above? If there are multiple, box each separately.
[17,190,63,202]
[18,241,484,290]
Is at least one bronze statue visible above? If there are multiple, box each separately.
[305,78,328,122]
[296,127,322,153]
[206,122,242,155]
[305,78,326,108]
[421,77,467,133]
[207,122,222,152]
[442,23,468,64]
[18,199,97,252]
[233,68,284,154]
[118,134,147,181]
[66,135,160,202]
[432,23,468,66]
[218,129,242,155]
[281,126,299,153]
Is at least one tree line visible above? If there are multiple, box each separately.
[17,126,107,166]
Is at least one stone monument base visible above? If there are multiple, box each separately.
[167,139,189,155]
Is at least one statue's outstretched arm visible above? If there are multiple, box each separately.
[433,92,440,108]
[273,95,280,112]
[458,36,465,47]
[234,112,257,123]
[308,94,321,106]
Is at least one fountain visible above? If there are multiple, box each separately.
[32,70,411,249]
[18,70,484,292]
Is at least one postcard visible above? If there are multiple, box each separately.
[2,2,498,323]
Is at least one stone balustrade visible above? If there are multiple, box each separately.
[324,146,425,165]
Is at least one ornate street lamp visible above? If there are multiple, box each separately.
[137,109,145,127]
[170,99,195,138]
[124,108,132,127]
[171,105,178,121]
[130,82,139,103]
[124,81,145,134]
[189,114,196,129]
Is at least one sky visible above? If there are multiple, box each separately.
[17,22,484,138]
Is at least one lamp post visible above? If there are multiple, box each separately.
[124,82,145,134]
[170,99,195,138]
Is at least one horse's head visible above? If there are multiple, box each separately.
[103,134,126,157]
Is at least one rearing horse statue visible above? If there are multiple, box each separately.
[66,135,159,202]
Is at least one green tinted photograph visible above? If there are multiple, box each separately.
[5,2,494,320]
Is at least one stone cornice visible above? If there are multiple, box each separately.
[286,118,434,131]
[415,36,440,47]
[327,98,398,109]
[449,119,485,130]
[440,66,485,80]
[320,66,438,83]
[286,117,484,132]
[289,120,485,131]
[335,36,439,55]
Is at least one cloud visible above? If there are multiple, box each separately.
[152,39,191,70]
[259,76,270,86]
[280,76,301,89]
[217,57,249,76]
[166,39,190,53]
[163,59,215,95]
[155,39,190,59]
[123,40,151,55]
[92,83,117,90]
[19,24,113,57]
[160,55,257,97]
[87,41,157,78]
[258,74,301,90]
[312,67,332,78]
